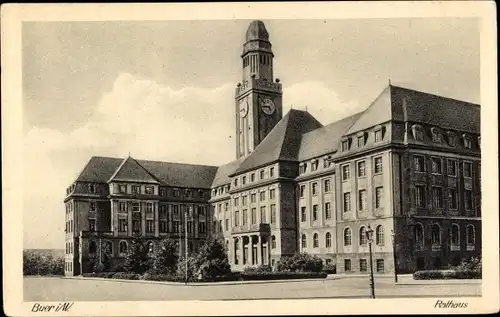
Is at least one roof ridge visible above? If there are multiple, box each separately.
[107,156,160,183]
[392,85,480,107]
[137,159,219,168]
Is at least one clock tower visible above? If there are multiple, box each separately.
[235,20,283,159]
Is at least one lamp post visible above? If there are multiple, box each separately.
[366,225,375,299]
[391,230,398,283]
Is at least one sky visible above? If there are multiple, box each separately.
[22,18,480,249]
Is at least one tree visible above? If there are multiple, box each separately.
[194,238,231,280]
[176,255,198,282]
[124,233,150,274]
[151,237,178,274]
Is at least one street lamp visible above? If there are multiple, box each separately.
[391,230,398,283]
[365,225,375,299]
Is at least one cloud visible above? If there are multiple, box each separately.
[23,73,362,248]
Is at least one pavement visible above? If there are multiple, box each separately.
[24,276,481,301]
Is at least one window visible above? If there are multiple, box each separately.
[466,225,475,245]
[146,220,154,233]
[358,190,367,211]
[344,259,351,272]
[132,185,140,194]
[242,176,247,185]
[447,132,457,147]
[160,220,167,233]
[234,197,239,206]
[415,185,426,207]
[173,221,180,233]
[119,241,128,256]
[431,158,442,174]
[270,205,276,224]
[300,185,305,198]
[271,235,276,249]
[269,188,276,199]
[301,207,306,222]
[145,186,154,195]
[432,129,441,143]
[341,165,350,181]
[357,135,365,147]
[413,125,424,141]
[173,205,179,215]
[359,259,368,272]
[251,208,257,224]
[432,187,443,208]
[146,202,153,214]
[431,224,441,244]
[324,179,331,192]
[374,157,383,174]
[89,183,96,194]
[132,203,140,212]
[260,170,265,179]
[173,189,180,197]
[88,219,96,232]
[448,189,458,210]
[375,129,383,142]
[119,202,127,212]
[312,182,318,196]
[376,259,385,273]
[464,190,473,210]
[234,178,238,187]
[324,156,332,168]
[325,202,331,219]
[260,206,267,223]
[447,159,457,176]
[375,187,383,209]
[357,161,366,177]
[185,189,191,197]
[414,156,425,172]
[250,173,255,182]
[376,225,384,245]
[463,162,472,178]
[325,232,332,248]
[242,209,247,225]
[198,190,205,198]
[344,227,352,246]
[218,188,223,195]
[242,195,247,205]
[119,219,128,232]
[225,219,229,230]
[234,211,240,227]
[359,227,367,245]
[90,202,96,212]
[343,193,351,212]
[119,184,127,193]
[301,234,307,249]
[312,205,318,221]
[132,213,141,232]
[414,223,424,246]
[313,233,319,248]
[250,193,256,203]
[450,224,460,245]
[463,135,472,149]
[270,167,275,177]
[260,191,266,201]
[89,241,97,256]
[341,140,349,151]
[311,160,318,171]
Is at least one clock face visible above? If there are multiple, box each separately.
[239,98,249,118]
[260,98,276,115]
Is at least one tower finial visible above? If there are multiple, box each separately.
[389,78,392,86]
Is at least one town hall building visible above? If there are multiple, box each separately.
[64,21,481,276]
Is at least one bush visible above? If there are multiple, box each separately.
[151,237,178,274]
[23,250,64,276]
[112,272,140,280]
[124,234,151,274]
[243,265,272,273]
[276,253,324,273]
[413,270,481,280]
[176,256,199,282]
[241,271,327,281]
[323,263,336,274]
[453,257,482,274]
[194,238,231,280]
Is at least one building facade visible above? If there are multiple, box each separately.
[64,20,481,276]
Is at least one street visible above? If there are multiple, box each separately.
[24,276,481,301]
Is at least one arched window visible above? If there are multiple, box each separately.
[376,225,384,245]
[414,223,424,246]
[325,232,332,248]
[344,228,352,246]
[271,235,276,249]
[119,241,128,256]
[450,224,460,245]
[359,226,367,245]
[89,241,97,256]
[301,234,307,249]
[466,225,475,245]
[431,224,441,245]
[313,233,319,248]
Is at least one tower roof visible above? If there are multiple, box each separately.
[245,20,270,42]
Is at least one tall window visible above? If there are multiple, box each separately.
[464,190,473,210]
[359,227,367,245]
[260,191,266,201]
[269,189,276,199]
[357,161,366,177]
[375,187,383,209]
[119,241,128,256]
[260,170,265,179]
[146,220,154,233]
[450,224,460,245]
[242,209,248,225]
[432,187,443,208]
[301,234,307,249]
[88,219,96,232]
[89,202,96,212]
[242,195,247,205]
[414,156,425,172]
[251,193,256,203]
[324,179,331,192]
[342,165,350,181]
[359,259,368,272]
[466,225,475,245]
[234,197,239,206]
[234,211,240,227]
[89,183,96,194]
[325,202,331,219]
[300,185,305,198]
[358,190,367,211]
[463,162,472,178]
[374,157,383,174]
[313,233,319,248]
[312,182,318,196]
[312,205,318,221]
[325,232,332,248]
[242,176,246,185]
[146,203,153,215]
[251,208,257,224]
[447,159,457,176]
[376,225,385,245]
[271,235,276,249]
[250,173,255,182]
[301,207,307,222]
[376,259,385,273]
[415,185,425,207]
[343,192,351,212]
[89,241,97,256]
[431,224,441,245]
[159,220,167,233]
[270,205,276,224]
[414,223,424,246]
[448,189,458,210]
[260,206,266,223]
[344,259,351,272]
[344,228,352,246]
[119,219,128,232]
[431,158,442,174]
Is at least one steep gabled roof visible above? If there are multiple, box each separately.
[211,158,244,188]
[298,111,364,161]
[108,156,160,184]
[75,156,123,183]
[235,109,323,174]
[137,160,218,189]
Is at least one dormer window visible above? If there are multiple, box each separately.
[173,188,180,197]
[431,127,442,143]
[463,134,472,149]
[357,134,365,147]
[447,131,456,147]
[226,185,230,192]
[341,139,350,152]
[260,170,265,180]
[412,124,424,141]
[477,136,481,149]
[234,178,239,187]
[185,189,191,197]
[311,160,319,171]
[374,126,384,143]
[132,185,140,194]
[218,187,223,195]
[89,202,96,212]
[250,173,255,182]
[212,189,217,196]
[300,163,308,174]
[324,156,333,168]
[145,186,154,195]
[242,176,247,185]
[88,183,96,194]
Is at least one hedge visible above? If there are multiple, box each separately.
[240,271,327,281]
[413,270,481,280]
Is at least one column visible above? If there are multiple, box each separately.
[248,235,254,266]
[239,237,244,267]
[257,235,262,265]
[127,201,132,236]
[154,202,159,237]
[141,202,146,236]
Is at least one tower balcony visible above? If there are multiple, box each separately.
[236,78,282,96]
